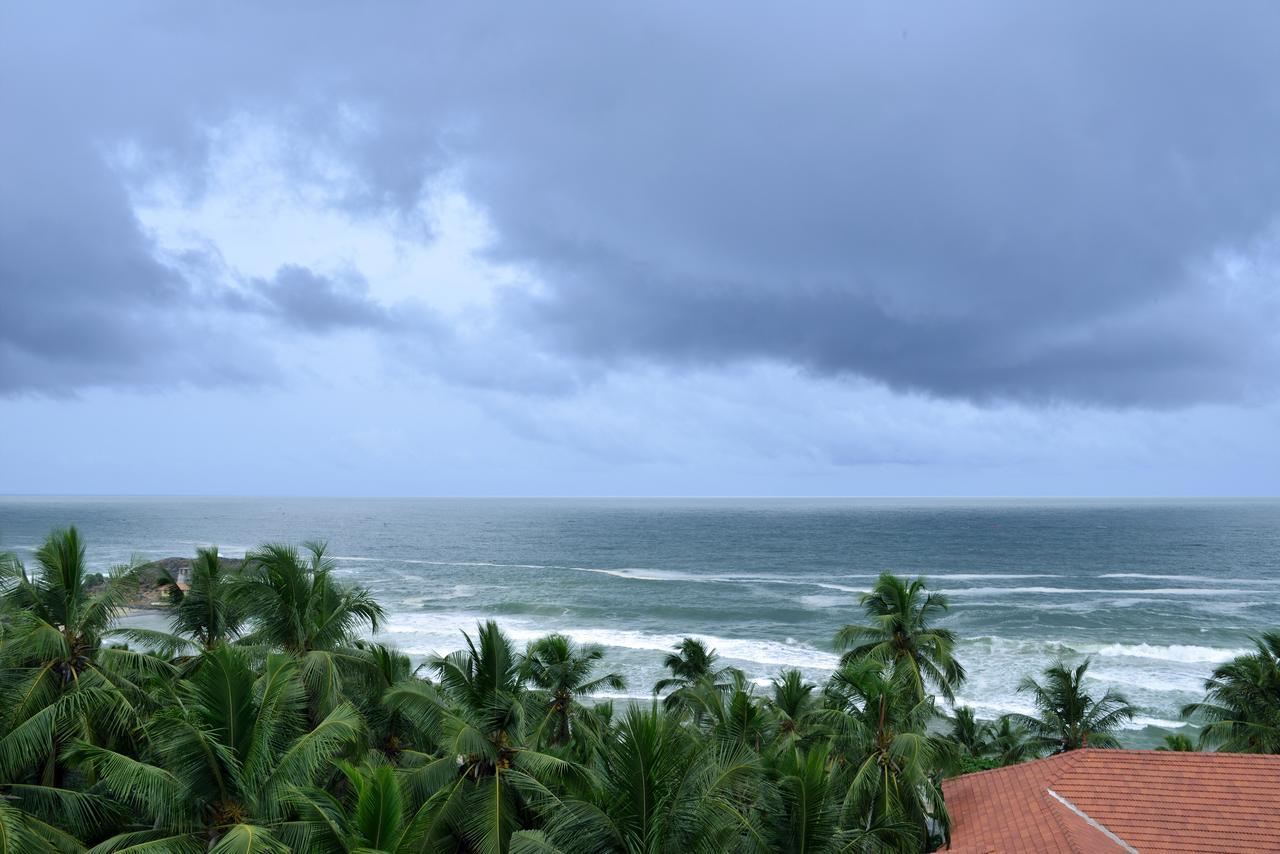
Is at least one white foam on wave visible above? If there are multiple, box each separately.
[812,582,867,594]
[950,586,1250,596]
[381,612,841,671]
[957,635,1242,726]
[798,593,848,610]
[951,695,1188,732]
[1099,572,1273,584]
[1131,715,1188,730]
[1095,642,1248,664]
[330,556,873,594]
[574,566,726,582]
[925,573,1062,581]
[965,636,1248,665]
[175,541,252,556]
[1086,669,1206,694]
[333,557,785,585]
[335,557,1179,600]
[592,690,661,701]
[398,585,475,607]
[333,556,554,570]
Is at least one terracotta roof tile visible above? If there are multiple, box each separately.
[939,749,1280,853]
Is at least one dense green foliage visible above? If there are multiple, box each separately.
[1182,631,1280,753]
[1,529,1272,853]
[1008,658,1137,753]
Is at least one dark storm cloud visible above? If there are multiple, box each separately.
[447,4,1280,406]
[2,2,1279,404]
[0,125,259,393]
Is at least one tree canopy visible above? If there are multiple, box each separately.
[1,527,1259,853]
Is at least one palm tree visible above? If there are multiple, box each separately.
[699,671,774,750]
[384,621,580,853]
[1182,632,1280,753]
[834,573,965,703]
[943,707,1037,775]
[767,669,819,747]
[514,704,766,853]
[524,633,625,748]
[345,641,415,759]
[164,546,245,650]
[234,542,385,717]
[766,743,916,854]
[768,745,839,853]
[112,546,245,657]
[0,528,162,788]
[70,643,363,851]
[986,715,1036,766]
[652,637,740,713]
[1010,659,1135,753]
[946,706,990,759]
[0,798,89,853]
[288,759,440,853]
[818,658,950,851]
[236,542,384,654]
[1156,733,1197,752]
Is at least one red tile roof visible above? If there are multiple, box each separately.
[939,749,1280,853]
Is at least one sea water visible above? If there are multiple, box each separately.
[2,496,1277,746]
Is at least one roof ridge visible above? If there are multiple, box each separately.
[1046,788,1137,853]
[943,746,1280,852]
[1074,747,1280,758]
[1042,787,1094,854]
[1040,748,1087,789]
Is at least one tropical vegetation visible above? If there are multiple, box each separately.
[1,533,1273,853]
[1182,631,1280,753]
[1008,658,1136,753]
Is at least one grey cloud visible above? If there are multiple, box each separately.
[3,2,1279,405]
[0,122,260,393]
[446,4,1280,406]
[234,266,395,333]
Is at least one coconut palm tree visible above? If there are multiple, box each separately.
[234,542,385,717]
[653,637,740,713]
[0,798,91,853]
[287,759,443,854]
[946,706,990,759]
[1010,659,1135,753]
[1182,632,1280,753]
[1156,733,1197,752]
[834,573,965,703]
[818,658,950,851]
[699,671,774,750]
[524,633,625,748]
[236,542,384,654]
[765,743,916,854]
[768,745,839,853]
[112,547,246,658]
[383,621,580,853]
[0,528,163,788]
[164,546,245,650]
[513,704,766,854]
[986,715,1036,766]
[767,669,820,747]
[345,641,415,760]
[69,644,363,852]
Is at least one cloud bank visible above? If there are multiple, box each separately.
[3,2,1280,495]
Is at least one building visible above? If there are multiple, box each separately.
[940,749,1280,853]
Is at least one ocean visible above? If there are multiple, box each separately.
[2,496,1277,746]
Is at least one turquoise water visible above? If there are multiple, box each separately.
[3,497,1278,745]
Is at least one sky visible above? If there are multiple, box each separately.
[2,2,1279,496]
